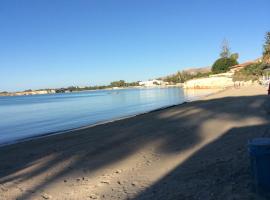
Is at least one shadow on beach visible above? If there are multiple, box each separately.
[0,93,270,199]
[133,123,270,200]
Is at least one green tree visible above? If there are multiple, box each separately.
[263,32,270,64]
[211,57,238,74]
[126,81,140,86]
[212,39,239,74]
[110,80,126,87]
[230,53,239,60]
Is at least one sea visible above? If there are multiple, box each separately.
[0,87,219,145]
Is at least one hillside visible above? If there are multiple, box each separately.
[182,66,211,75]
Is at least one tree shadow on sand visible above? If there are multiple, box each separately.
[0,94,269,199]
[133,123,270,200]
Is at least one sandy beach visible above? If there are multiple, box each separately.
[0,84,269,200]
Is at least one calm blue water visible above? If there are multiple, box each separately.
[0,87,217,145]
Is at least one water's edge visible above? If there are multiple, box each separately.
[0,103,184,147]
[0,88,226,148]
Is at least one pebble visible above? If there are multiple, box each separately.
[41,193,52,199]
[89,194,98,199]
[101,180,110,184]
[131,182,138,186]
[1,186,8,192]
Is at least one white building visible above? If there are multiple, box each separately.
[139,79,169,87]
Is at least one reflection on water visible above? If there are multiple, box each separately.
[0,87,218,144]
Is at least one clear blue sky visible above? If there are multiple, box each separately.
[0,0,269,91]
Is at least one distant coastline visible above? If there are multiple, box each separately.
[0,82,181,97]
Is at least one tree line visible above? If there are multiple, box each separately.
[55,80,140,93]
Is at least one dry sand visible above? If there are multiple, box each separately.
[0,84,269,200]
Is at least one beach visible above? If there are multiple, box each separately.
[0,84,269,200]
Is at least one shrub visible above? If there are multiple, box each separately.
[232,63,263,82]
[163,71,211,84]
[110,80,126,87]
[211,57,238,74]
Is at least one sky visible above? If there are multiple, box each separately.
[0,0,269,91]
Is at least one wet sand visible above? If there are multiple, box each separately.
[0,84,269,200]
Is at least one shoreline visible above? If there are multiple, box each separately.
[0,103,182,148]
[0,87,225,148]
